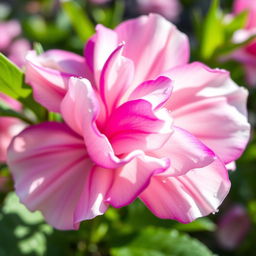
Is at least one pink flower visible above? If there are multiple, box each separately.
[0,93,22,162]
[8,39,31,68]
[7,14,250,230]
[0,22,27,160]
[0,20,21,51]
[233,0,256,29]
[137,0,182,22]
[0,20,30,68]
[230,0,256,86]
[216,205,251,250]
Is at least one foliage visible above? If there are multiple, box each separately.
[0,0,256,255]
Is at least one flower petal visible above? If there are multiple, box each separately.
[165,62,232,109]
[226,161,236,171]
[0,93,21,111]
[7,122,93,230]
[104,99,173,154]
[105,154,170,208]
[166,62,250,163]
[8,39,30,68]
[61,77,144,169]
[137,0,182,21]
[172,97,250,164]
[233,0,256,29]
[166,62,248,115]
[155,127,215,177]
[99,43,134,113]
[74,166,113,223]
[84,24,118,87]
[115,13,189,85]
[0,93,22,162]
[128,76,173,109]
[25,50,87,112]
[0,20,21,50]
[140,157,230,223]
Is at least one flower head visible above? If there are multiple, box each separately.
[7,14,250,230]
[0,20,30,67]
[230,0,256,86]
[233,0,256,29]
[0,93,22,162]
[0,21,28,163]
[137,0,182,22]
[216,205,251,250]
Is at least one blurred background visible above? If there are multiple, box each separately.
[0,0,256,255]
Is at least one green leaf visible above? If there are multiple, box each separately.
[173,218,216,232]
[0,101,34,124]
[0,53,47,121]
[0,193,53,256]
[224,10,248,37]
[216,34,256,56]
[239,141,256,162]
[200,0,224,60]
[20,94,48,122]
[2,192,44,225]
[92,0,125,29]
[248,200,256,224]
[111,227,214,256]
[112,248,164,256]
[92,7,113,28]
[126,200,176,230]
[0,53,31,99]
[33,42,44,55]
[192,9,203,42]
[110,0,125,28]
[48,112,62,122]
[61,0,95,41]
[23,16,69,45]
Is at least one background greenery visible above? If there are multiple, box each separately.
[0,0,256,255]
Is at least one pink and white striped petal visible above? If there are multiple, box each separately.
[154,127,215,177]
[84,24,118,87]
[115,13,189,85]
[7,122,97,230]
[105,154,170,208]
[99,43,134,113]
[165,62,250,164]
[105,98,173,154]
[140,157,230,223]
[25,50,87,112]
[74,166,113,223]
[128,76,173,109]
[172,97,250,164]
[61,78,148,169]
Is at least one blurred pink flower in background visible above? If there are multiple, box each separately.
[0,20,20,50]
[137,0,181,21]
[8,39,31,68]
[231,0,256,86]
[233,0,256,29]
[0,21,29,163]
[216,205,251,250]
[0,20,30,68]
[7,14,250,230]
[0,93,22,163]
